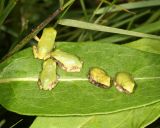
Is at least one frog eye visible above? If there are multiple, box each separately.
[114,72,135,94]
[51,49,83,72]
[88,68,111,88]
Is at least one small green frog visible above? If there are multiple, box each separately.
[51,49,83,72]
[33,27,57,60]
[38,59,58,90]
[114,72,135,94]
[88,67,111,88]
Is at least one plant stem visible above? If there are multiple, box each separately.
[1,0,75,62]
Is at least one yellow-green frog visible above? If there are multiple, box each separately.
[88,67,111,88]
[33,27,57,60]
[114,72,135,94]
[38,59,58,90]
[51,49,83,72]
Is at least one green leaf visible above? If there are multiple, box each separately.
[124,38,160,54]
[0,42,160,116]
[58,19,160,40]
[98,21,160,43]
[30,102,160,128]
[95,0,160,14]
[0,0,17,27]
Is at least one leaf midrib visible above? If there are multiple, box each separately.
[0,76,160,84]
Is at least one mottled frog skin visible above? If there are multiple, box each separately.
[51,49,83,72]
[88,67,111,88]
[115,72,135,94]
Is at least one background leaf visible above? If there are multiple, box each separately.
[95,0,160,14]
[124,38,160,54]
[0,42,160,116]
[0,0,17,27]
[58,19,160,40]
[30,102,160,128]
[98,21,160,43]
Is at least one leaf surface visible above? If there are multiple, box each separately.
[0,42,160,116]
[124,38,160,54]
[30,102,160,128]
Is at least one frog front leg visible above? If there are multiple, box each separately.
[32,45,39,59]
